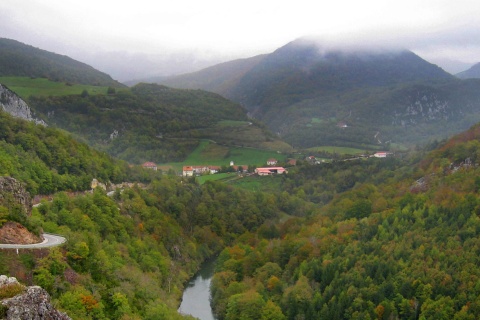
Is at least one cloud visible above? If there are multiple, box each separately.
[1,0,480,78]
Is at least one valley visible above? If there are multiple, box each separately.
[2,35,480,320]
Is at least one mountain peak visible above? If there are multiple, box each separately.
[456,62,480,79]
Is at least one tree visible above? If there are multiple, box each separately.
[261,300,286,320]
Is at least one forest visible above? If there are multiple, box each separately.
[27,83,266,164]
[3,102,480,319]
[210,124,480,320]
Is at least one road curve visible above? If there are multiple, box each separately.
[0,233,66,249]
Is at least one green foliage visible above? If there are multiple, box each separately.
[28,83,274,163]
[0,76,112,99]
[0,282,25,299]
[210,125,480,319]
[0,110,152,195]
[0,38,123,87]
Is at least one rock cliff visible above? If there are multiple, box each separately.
[0,176,32,216]
[0,84,46,125]
[0,275,71,319]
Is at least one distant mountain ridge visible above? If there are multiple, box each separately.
[456,62,480,79]
[0,38,123,87]
[158,38,480,149]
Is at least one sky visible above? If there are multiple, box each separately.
[1,0,480,81]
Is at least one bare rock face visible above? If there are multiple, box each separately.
[0,84,46,126]
[0,176,32,216]
[0,275,71,320]
[0,221,41,244]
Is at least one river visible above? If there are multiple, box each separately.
[178,258,217,320]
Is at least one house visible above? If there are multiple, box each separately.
[208,166,221,174]
[142,162,158,171]
[183,166,194,176]
[255,167,287,176]
[373,152,392,158]
[337,121,348,128]
[267,158,278,166]
[183,165,221,176]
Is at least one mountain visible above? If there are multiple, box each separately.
[456,62,480,79]
[28,83,291,164]
[152,54,267,96]
[159,38,480,150]
[0,38,124,87]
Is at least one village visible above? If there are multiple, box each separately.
[139,151,393,177]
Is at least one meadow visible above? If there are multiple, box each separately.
[0,76,111,99]
[307,145,375,155]
[164,140,288,171]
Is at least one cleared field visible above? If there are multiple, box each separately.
[307,146,374,155]
[217,120,251,127]
[164,140,288,171]
[228,175,283,192]
[196,173,239,185]
[0,76,111,98]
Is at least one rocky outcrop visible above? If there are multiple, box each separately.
[0,84,46,125]
[0,222,41,244]
[0,275,71,320]
[0,177,32,216]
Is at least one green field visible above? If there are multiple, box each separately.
[196,172,240,184]
[311,117,324,124]
[217,120,251,127]
[307,146,378,155]
[0,76,111,99]
[164,140,287,171]
[228,175,283,192]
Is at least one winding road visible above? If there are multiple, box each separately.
[0,233,66,249]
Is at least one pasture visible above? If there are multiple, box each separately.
[0,76,111,99]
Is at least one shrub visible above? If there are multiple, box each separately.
[0,282,25,299]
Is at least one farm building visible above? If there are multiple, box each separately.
[255,167,287,176]
[142,162,158,171]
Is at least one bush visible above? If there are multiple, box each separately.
[0,282,25,299]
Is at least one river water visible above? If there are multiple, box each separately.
[178,258,217,320]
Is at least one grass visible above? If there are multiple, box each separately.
[217,120,251,127]
[307,146,379,155]
[164,140,288,171]
[0,282,25,299]
[196,173,239,185]
[311,117,324,124]
[0,76,111,99]
[228,175,283,192]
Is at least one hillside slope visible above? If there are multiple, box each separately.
[28,83,291,164]
[456,62,480,79]
[159,54,266,97]
[159,38,480,149]
[0,38,123,87]
[210,122,480,319]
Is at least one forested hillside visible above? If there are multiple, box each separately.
[0,110,142,196]
[29,83,287,163]
[210,124,480,319]
[0,38,123,87]
[160,38,480,151]
[1,170,308,319]
[0,106,302,319]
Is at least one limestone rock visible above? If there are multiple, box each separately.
[0,177,32,216]
[0,84,46,126]
[1,276,71,320]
